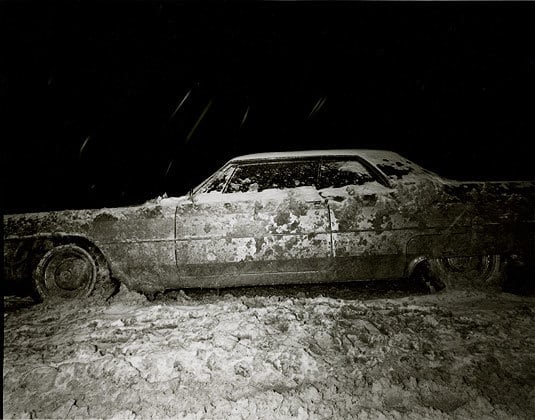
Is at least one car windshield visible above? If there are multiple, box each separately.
[194,164,235,195]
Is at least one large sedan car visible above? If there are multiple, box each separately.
[4,150,535,300]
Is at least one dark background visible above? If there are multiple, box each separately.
[2,1,535,213]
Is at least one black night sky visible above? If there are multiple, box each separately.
[2,2,535,214]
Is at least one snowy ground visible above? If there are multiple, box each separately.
[3,280,535,419]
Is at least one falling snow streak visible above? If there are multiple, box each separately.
[79,136,91,158]
[169,89,192,121]
[240,105,250,128]
[165,160,174,178]
[185,99,213,144]
[308,97,327,119]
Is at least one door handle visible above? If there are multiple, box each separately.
[306,199,327,205]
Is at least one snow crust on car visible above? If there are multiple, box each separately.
[156,196,188,206]
[195,186,319,204]
[318,181,388,200]
[337,161,369,173]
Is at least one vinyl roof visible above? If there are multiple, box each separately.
[229,149,405,166]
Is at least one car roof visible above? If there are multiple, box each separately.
[228,149,406,167]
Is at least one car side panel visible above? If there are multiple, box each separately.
[91,205,178,293]
[3,204,179,295]
[175,198,257,281]
[326,183,409,280]
[174,189,332,286]
[251,189,332,279]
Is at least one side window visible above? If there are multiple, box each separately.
[318,160,376,189]
[226,161,318,193]
[197,165,235,194]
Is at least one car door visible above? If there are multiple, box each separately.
[174,164,258,286]
[174,159,332,287]
[318,158,407,280]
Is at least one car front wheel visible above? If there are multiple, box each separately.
[429,254,504,290]
[33,244,97,300]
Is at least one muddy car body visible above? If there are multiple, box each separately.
[4,150,535,299]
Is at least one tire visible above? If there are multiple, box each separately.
[410,260,446,293]
[429,254,504,290]
[33,244,97,300]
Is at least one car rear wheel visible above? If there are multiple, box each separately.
[33,244,97,300]
[429,254,504,290]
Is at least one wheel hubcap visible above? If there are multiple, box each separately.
[53,257,89,290]
[40,247,96,297]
